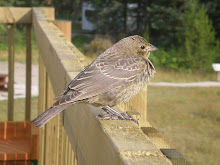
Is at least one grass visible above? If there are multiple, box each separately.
[0,24,39,64]
[0,96,38,121]
[0,49,39,64]
[147,86,220,165]
[151,68,217,82]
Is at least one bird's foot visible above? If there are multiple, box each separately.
[120,113,138,124]
[98,106,138,124]
[97,113,120,120]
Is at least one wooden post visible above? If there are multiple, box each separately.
[141,127,173,149]
[8,24,14,121]
[160,149,190,165]
[25,23,32,121]
[53,21,72,42]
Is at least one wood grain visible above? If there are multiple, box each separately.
[0,7,32,23]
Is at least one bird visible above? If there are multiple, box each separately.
[31,35,158,128]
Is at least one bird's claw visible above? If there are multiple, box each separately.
[97,112,138,124]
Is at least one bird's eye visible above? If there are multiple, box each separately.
[141,46,145,49]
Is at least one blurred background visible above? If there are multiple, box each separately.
[0,0,220,165]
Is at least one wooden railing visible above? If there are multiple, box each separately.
[0,7,189,165]
[0,7,33,121]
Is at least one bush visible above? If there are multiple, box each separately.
[149,47,183,71]
[72,35,93,51]
[83,35,113,58]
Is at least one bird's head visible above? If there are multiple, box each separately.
[119,35,158,59]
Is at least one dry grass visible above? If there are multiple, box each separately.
[152,68,217,82]
[83,36,113,58]
[0,49,39,64]
[147,86,220,165]
[0,97,38,121]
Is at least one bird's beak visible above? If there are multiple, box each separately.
[148,44,158,52]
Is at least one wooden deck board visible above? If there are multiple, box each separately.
[0,122,39,161]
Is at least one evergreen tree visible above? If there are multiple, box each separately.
[181,0,219,72]
[146,0,184,48]
[199,0,220,40]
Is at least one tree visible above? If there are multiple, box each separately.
[199,0,220,40]
[180,0,219,72]
[146,0,185,48]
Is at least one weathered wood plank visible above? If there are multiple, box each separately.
[141,127,173,149]
[25,24,32,121]
[0,7,32,23]
[160,149,190,165]
[54,21,75,165]
[38,56,47,165]
[7,24,14,121]
[0,7,54,24]
[33,8,83,96]
[64,104,172,165]
[65,134,68,165]
[41,7,55,21]
[61,126,66,165]
[45,76,58,165]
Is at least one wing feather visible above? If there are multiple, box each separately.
[54,48,149,105]
[66,55,146,101]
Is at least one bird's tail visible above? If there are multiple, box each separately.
[31,103,71,128]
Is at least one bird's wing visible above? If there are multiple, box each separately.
[60,55,147,102]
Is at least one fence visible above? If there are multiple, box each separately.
[0,7,189,165]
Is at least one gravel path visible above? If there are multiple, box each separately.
[0,62,38,100]
[0,62,219,100]
[149,81,220,87]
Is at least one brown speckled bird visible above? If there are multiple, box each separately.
[31,35,158,128]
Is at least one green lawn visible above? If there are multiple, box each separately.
[148,86,220,165]
[0,96,38,121]
[0,49,39,64]
[151,68,217,82]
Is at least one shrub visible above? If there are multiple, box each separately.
[83,35,113,58]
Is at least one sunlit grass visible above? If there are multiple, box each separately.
[148,86,220,165]
[152,68,217,82]
[0,49,39,64]
[0,96,38,121]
